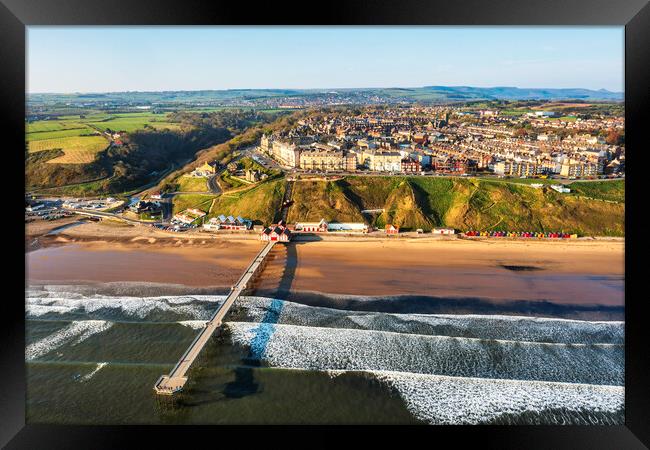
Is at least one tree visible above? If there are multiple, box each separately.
[606,130,623,146]
[514,128,528,138]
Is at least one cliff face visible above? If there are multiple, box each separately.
[202,176,624,236]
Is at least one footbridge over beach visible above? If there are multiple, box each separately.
[154,240,277,395]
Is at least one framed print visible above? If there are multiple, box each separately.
[2,0,649,447]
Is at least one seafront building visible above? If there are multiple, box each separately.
[294,218,369,233]
[260,222,292,241]
[262,134,421,174]
[173,208,206,225]
[203,215,253,231]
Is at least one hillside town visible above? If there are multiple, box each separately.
[259,104,625,179]
[25,101,624,240]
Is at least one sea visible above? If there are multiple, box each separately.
[25,282,624,425]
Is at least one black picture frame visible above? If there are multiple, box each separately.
[3,0,648,447]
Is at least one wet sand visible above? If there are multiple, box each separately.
[27,240,263,287]
[27,236,624,310]
[256,240,624,307]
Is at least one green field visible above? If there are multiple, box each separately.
[218,172,246,190]
[567,180,625,203]
[484,178,625,203]
[27,112,180,136]
[28,135,110,164]
[27,127,101,141]
[26,112,181,164]
[208,179,286,225]
[27,121,87,133]
[176,175,209,192]
[172,194,217,215]
[85,113,180,133]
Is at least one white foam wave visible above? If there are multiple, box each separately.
[226,322,623,385]
[26,320,113,361]
[26,292,226,320]
[178,320,208,330]
[80,362,108,382]
[237,296,623,344]
[25,291,623,345]
[369,370,624,425]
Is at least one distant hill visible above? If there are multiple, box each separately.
[416,86,623,101]
[28,85,623,108]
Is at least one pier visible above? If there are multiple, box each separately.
[154,240,277,395]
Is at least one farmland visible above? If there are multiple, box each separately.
[26,112,182,165]
[27,112,180,137]
[28,135,110,164]
[84,113,181,133]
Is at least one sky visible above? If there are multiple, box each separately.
[27,26,624,93]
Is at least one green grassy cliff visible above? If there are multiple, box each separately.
[215,177,624,236]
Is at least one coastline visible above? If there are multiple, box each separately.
[27,220,624,319]
[25,219,625,424]
[27,218,625,248]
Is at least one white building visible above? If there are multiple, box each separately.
[203,214,252,231]
[326,222,368,233]
[362,149,402,172]
[432,227,455,235]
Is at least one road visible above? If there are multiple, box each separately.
[70,208,161,225]
[249,146,283,171]
[206,146,258,195]
[284,169,624,185]
[152,147,258,222]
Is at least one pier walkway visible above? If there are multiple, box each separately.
[154,240,277,395]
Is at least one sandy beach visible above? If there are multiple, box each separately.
[26,220,624,312]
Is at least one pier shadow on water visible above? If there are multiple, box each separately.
[222,242,298,399]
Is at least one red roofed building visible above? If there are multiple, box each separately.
[260,221,292,242]
[385,224,400,234]
[401,157,421,174]
[295,219,328,233]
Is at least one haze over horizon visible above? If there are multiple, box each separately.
[27,27,624,94]
[28,84,623,96]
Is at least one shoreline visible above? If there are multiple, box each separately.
[27,220,624,318]
[26,219,625,252]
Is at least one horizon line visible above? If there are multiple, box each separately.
[26,84,624,96]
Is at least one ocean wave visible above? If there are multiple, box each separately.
[25,290,623,345]
[26,320,113,361]
[253,288,624,321]
[178,320,208,330]
[225,322,623,385]
[27,282,228,298]
[367,370,624,425]
[80,362,108,382]
[235,297,623,344]
[26,291,226,321]
[24,286,625,424]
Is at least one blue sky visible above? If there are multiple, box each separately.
[27,26,624,93]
